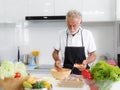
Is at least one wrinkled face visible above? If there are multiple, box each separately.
[67,18,81,34]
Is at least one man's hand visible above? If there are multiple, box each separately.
[82,60,88,70]
[74,63,85,71]
[55,60,62,71]
[74,60,88,71]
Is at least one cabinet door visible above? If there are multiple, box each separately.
[27,0,54,16]
[5,0,27,23]
[117,0,120,20]
[54,0,82,16]
[82,0,115,22]
[0,0,5,22]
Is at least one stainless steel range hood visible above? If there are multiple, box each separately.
[25,16,66,20]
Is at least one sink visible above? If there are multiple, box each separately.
[34,64,54,69]
[26,64,54,74]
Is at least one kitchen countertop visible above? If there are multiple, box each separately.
[26,65,120,90]
[26,65,90,90]
[29,72,120,90]
[30,73,90,90]
[25,64,120,90]
[0,71,119,90]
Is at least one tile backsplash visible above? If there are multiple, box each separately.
[0,21,116,65]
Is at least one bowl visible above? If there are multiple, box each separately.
[50,68,71,80]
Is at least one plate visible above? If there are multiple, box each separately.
[24,88,51,90]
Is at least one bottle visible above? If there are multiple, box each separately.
[18,46,20,62]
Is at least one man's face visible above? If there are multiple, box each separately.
[67,18,81,34]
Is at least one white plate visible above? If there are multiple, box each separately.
[25,88,52,90]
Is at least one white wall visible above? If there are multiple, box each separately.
[0,21,116,65]
[82,22,116,61]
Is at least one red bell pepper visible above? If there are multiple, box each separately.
[82,69,93,80]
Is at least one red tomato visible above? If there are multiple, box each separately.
[14,72,21,78]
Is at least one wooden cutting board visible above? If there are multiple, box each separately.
[58,77,84,88]
[0,77,28,90]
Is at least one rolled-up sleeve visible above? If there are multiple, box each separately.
[53,31,61,51]
[88,32,96,53]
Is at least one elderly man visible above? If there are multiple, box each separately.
[52,10,96,75]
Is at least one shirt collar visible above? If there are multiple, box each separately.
[67,27,83,36]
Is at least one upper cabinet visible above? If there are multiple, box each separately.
[54,0,82,16]
[0,0,27,23]
[82,0,116,22]
[5,0,27,23]
[116,0,120,20]
[54,0,115,22]
[0,0,116,23]
[26,0,116,21]
[27,0,54,16]
[0,0,5,23]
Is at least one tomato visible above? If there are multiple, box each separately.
[14,72,21,78]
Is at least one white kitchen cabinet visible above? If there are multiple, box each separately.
[116,0,120,20]
[54,0,115,22]
[5,0,27,23]
[0,0,116,22]
[0,0,5,23]
[27,0,54,16]
[54,0,82,16]
[82,0,115,22]
[0,0,27,23]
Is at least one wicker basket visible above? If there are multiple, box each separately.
[0,77,28,90]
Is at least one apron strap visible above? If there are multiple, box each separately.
[81,29,84,46]
[66,30,68,46]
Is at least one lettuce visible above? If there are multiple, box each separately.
[91,61,120,82]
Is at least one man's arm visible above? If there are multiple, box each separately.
[82,51,96,69]
[84,51,96,64]
[52,49,62,70]
[52,49,60,61]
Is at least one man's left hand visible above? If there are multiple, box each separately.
[82,60,88,69]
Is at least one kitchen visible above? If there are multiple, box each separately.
[0,0,120,90]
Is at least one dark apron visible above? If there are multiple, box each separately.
[63,29,90,75]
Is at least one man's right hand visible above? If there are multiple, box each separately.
[55,60,62,71]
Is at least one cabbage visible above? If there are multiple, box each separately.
[0,60,28,79]
[14,62,28,77]
[0,60,15,79]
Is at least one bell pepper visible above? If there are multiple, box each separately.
[82,69,93,80]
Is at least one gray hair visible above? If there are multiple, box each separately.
[66,10,82,20]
